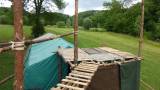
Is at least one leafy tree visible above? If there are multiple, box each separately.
[83,18,92,30]
[25,0,66,38]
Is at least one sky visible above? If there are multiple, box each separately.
[63,0,107,15]
[0,0,140,16]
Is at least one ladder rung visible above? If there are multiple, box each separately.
[76,67,97,71]
[74,68,96,73]
[69,73,92,79]
[77,65,98,70]
[62,79,88,86]
[71,71,94,76]
[66,76,90,82]
[57,84,84,90]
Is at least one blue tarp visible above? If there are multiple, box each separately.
[24,36,73,90]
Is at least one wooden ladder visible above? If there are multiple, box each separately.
[51,62,99,90]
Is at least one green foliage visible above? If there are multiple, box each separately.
[102,0,160,41]
[83,18,92,30]
[32,21,45,38]
[41,12,69,25]
[56,21,66,28]
[0,7,13,25]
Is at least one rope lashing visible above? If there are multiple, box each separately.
[74,31,79,35]
[10,41,25,50]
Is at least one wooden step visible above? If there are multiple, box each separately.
[66,76,90,83]
[71,71,94,76]
[52,62,100,90]
[69,73,92,79]
[57,84,84,90]
[74,68,96,73]
[62,79,88,86]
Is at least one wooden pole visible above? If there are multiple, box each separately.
[74,0,79,65]
[138,0,144,57]
[13,0,24,89]
[0,32,74,53]
[0,74,14,85]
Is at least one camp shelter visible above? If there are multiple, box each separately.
[24,33,73,90]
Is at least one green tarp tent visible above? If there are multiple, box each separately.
[24,34,73,90]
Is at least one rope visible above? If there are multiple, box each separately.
[74,31,79,35]
[10,41,25,50]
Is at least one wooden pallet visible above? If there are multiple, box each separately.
[99,47,137,59]
[51,62,99,90]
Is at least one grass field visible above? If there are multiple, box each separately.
[0,25,160,90]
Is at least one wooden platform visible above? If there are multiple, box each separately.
[52,47,139,90]
[58,47,137,63]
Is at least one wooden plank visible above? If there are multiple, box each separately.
[62,79,88,86]
[69,73,92,79]
[57,84,84,90]
[66,76,90,83]
[76,65,98,70]
[74,68,96,73]
[75,67,97,71]
[100,47,136,59]
[58,48,91,62]
[79,63,99,67]
[71,71,94,76]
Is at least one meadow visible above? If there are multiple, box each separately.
[0,25,160,90]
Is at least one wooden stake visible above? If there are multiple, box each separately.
[74,0,79,65]
[0,74,14,85]
[13,0,24,89]
[138,0,144,57]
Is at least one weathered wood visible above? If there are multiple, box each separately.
[69,73,92,79]
[75,67,97,72]
[58,48,91,62]
[71,71,94,76]
[100,47,136,59]
[57,84,84,90]
[66,76,90,83]
[62,79,88,86]
[74,0,79,65]
[13,0,24,89]
[0,74,14,85]
[138,0,144,57]
[74,68,96,73]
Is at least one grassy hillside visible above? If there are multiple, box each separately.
[0,25,160,90]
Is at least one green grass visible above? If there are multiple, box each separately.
[0,25,160,90]
[0,25,31,90]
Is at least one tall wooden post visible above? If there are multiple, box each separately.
[13,0,24,89]
[74,0,79,65]
[138,0,144,57]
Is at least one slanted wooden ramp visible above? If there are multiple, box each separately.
[51,62,99,90]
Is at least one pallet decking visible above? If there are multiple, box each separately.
[58,47,137,63]
[52,62,99,90]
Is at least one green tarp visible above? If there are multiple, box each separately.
[120,60,141,90]
[24,36,73,90]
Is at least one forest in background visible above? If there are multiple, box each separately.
[0,0,160,41]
